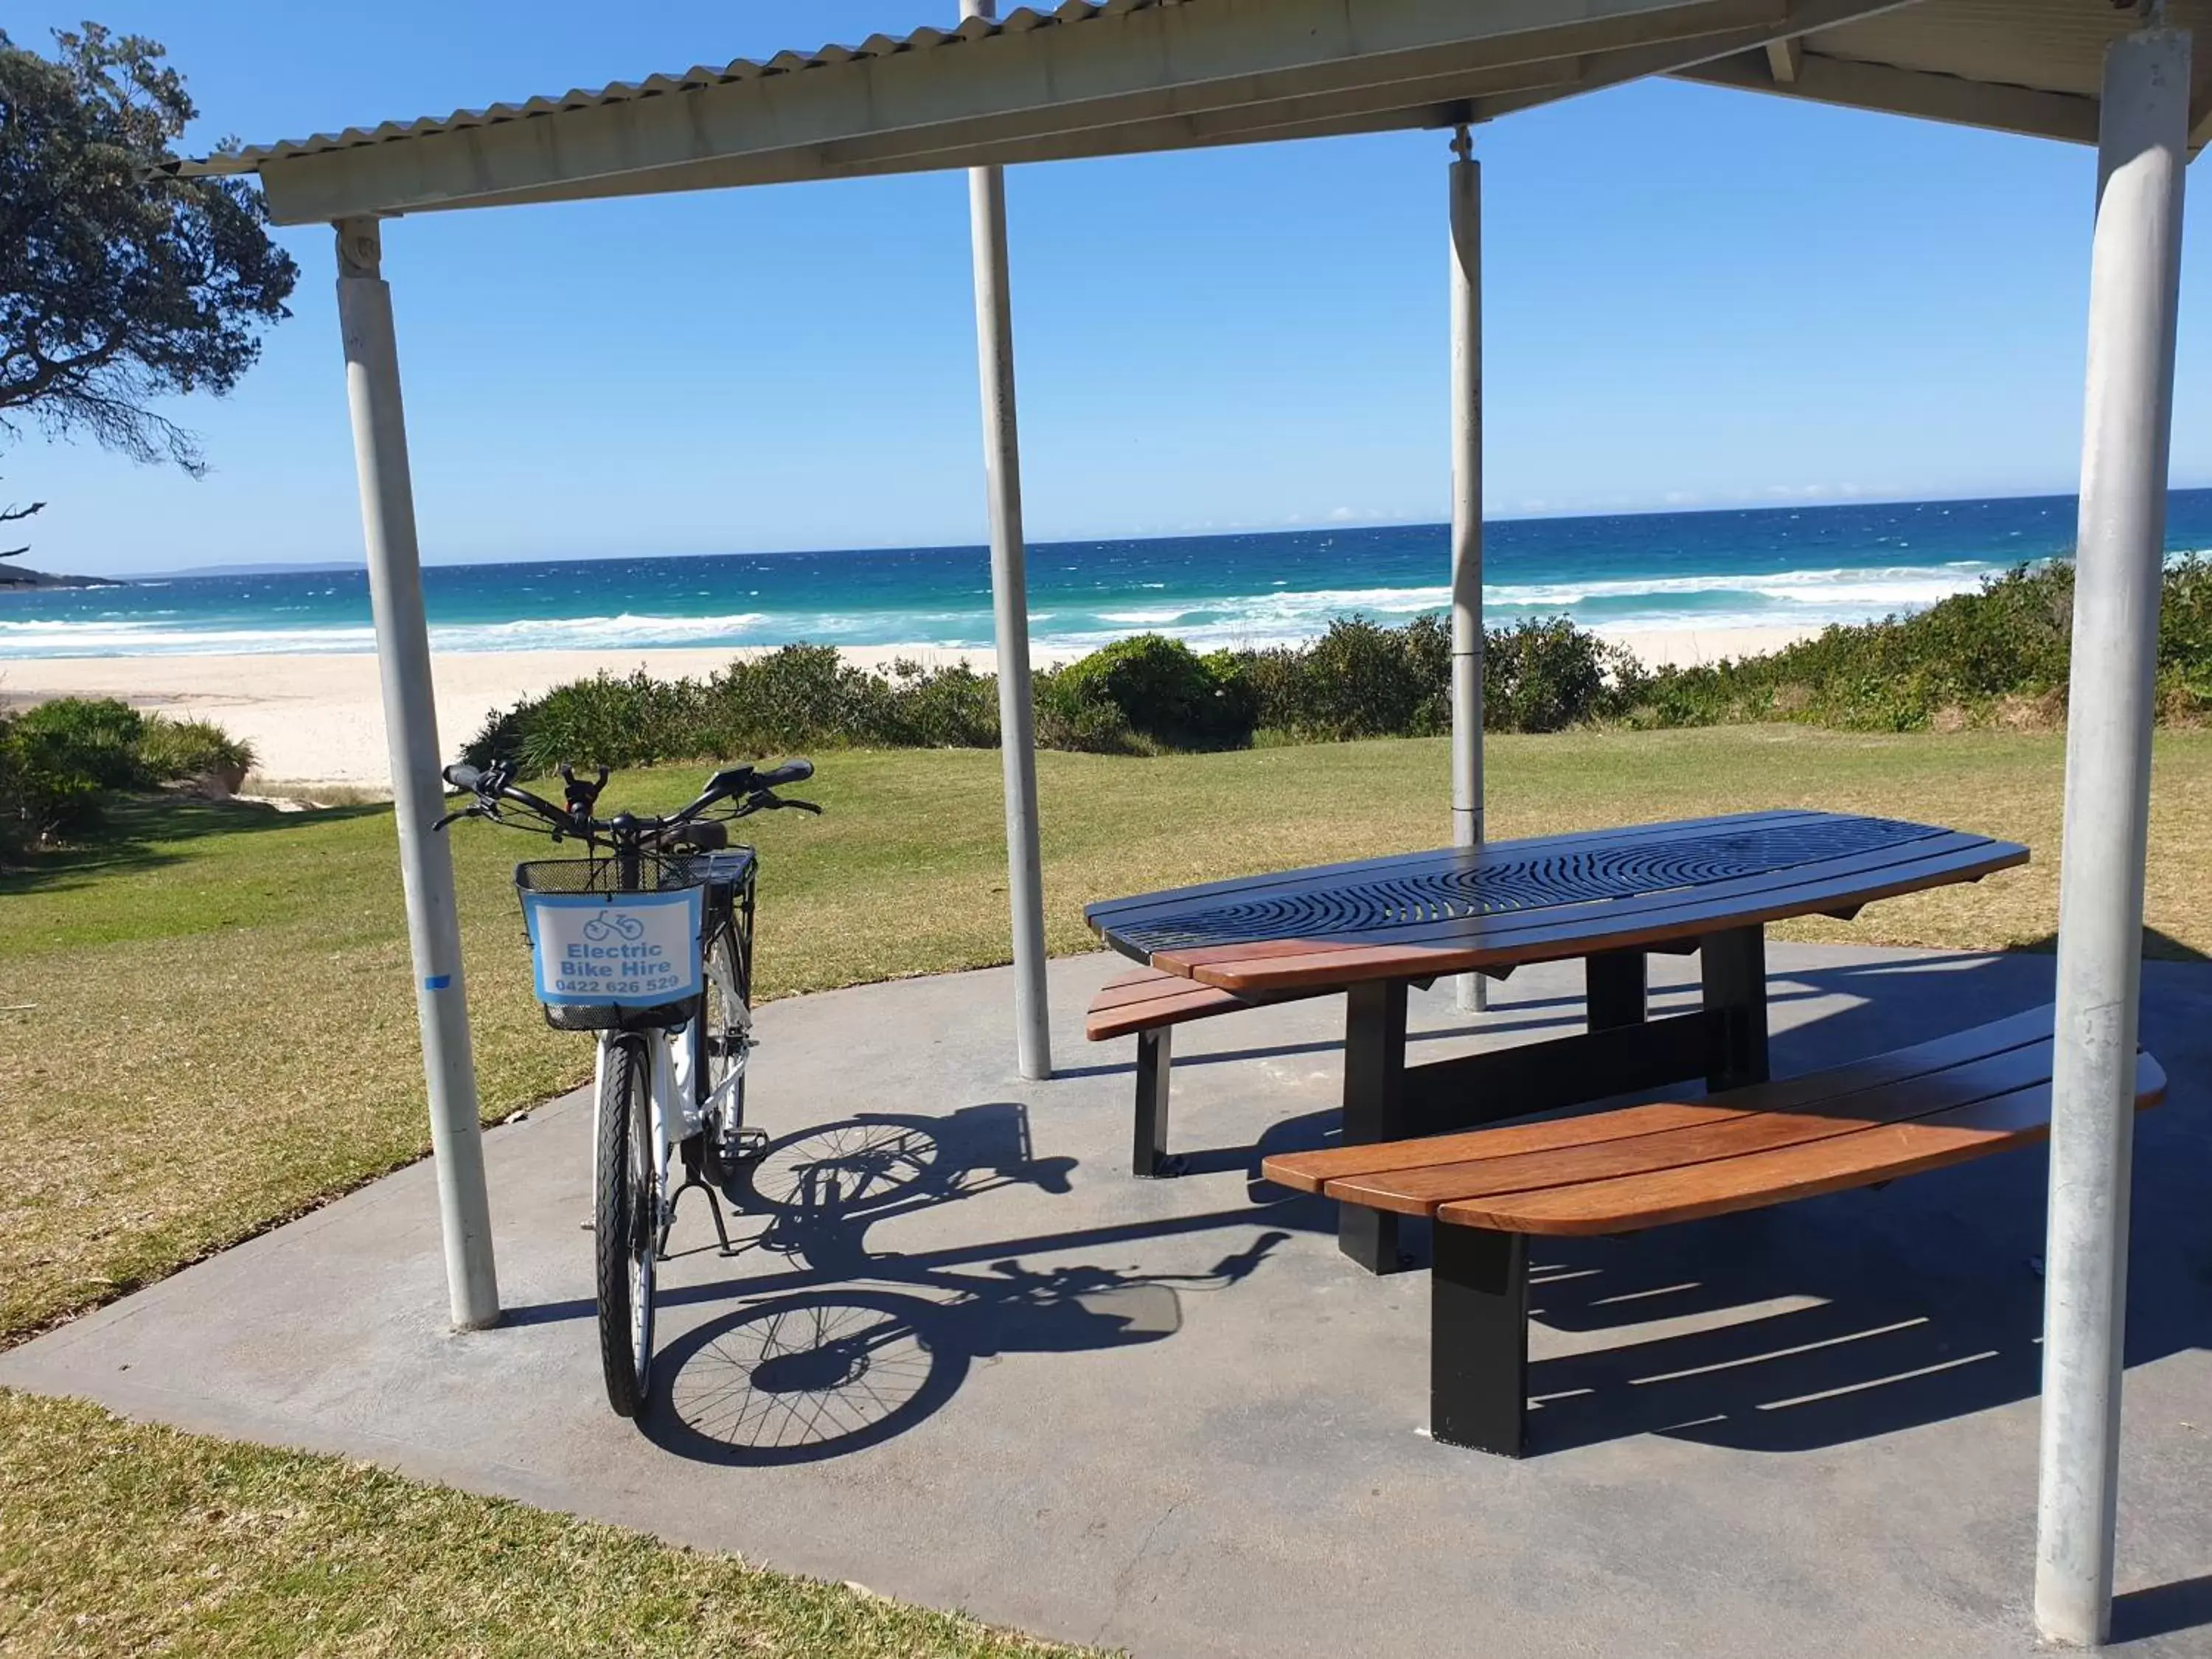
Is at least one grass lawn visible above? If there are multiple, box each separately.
[0,1389,1086,1658]
[3,725,2208,1652]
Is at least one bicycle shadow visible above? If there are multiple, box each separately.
[644,1101,1290,1466]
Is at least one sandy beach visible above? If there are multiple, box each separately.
[0,625,1815,789]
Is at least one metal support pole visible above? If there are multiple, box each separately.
[334,218,500,1330]
[961,0,1051,1082]
[2035,23,2188,1647]
[1448,129,1487,1016]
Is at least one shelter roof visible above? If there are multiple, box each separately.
[173,1,2212,225]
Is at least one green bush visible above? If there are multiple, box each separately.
[1044,634,1253,748]
[137,714,257,786]
[1618,557,2212,731]
[1239,612,1626,740]
[0,711,105,854]
[0,698,262,858]
[1031,672,1140,754]
[11,696,148,789]
[463,647,1004,773]
[1487,616,1630,734]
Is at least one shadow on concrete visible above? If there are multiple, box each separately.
[639,1102,1292,1465]
[2008,925,2211,964]
[512,948,2209,1467]
[2112,1573,2212,1646]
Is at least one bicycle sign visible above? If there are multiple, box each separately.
[521,886,704,1006]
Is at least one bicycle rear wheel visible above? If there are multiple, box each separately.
[595,1037,657,1418]
[695,924,754,1172]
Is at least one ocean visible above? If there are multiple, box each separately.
[5,491,2210,661]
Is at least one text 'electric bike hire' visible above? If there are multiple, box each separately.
[437,757,818,1419]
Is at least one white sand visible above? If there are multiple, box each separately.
[0,625,1814,790]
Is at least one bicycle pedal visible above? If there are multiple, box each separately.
[726,1125,771,1164]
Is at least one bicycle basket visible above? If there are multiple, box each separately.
[515,859,703,1032]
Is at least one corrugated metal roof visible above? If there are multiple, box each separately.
[174,0,1161,176]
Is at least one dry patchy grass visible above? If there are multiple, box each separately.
[0,1391,1091,1658]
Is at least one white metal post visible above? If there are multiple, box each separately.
[2034,24,2188,1649]
[335,218,501,1329]
[962,0,1052,1080]
[1449,129,1488,1015]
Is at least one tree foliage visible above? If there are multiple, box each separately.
[0,23,297,476]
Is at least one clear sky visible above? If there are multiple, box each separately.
[10,3,2212,576]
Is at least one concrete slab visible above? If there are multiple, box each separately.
[7,945,2210,1657]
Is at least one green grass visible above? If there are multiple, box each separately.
[0,1391,1089,1658]
[4,727,2210,1654]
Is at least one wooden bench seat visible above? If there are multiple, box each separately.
[1262,1006,2166,1456]
[1087,964,1332,1177]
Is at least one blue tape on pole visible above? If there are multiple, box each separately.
[424,974,452,990]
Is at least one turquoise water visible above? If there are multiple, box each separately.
[4,491,2209,659]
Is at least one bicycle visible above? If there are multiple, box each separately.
[437,756,819,1419]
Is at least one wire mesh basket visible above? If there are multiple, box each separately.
[515,858,704,1031]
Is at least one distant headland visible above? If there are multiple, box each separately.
[0,566,125,591]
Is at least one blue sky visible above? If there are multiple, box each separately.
[9,3,2211,576]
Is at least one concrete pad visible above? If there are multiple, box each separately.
[7,945,2210,1657]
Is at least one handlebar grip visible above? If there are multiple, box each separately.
[757,759,813,788]
[444,763,484,793]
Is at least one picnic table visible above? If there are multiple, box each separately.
[1086,809,2028,1274]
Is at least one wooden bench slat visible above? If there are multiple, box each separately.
[1262,1004,2056,1196]
[1085,961,1337,1041]
[1087,984,1251,1041]
[1327,1039,2062,1217]
[1260,1008,2166,1236]
[1088,972,1222,1015]
[1436,1051,2166,1236]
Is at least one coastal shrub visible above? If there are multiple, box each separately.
[1621,558,2212,731]
[462,647,1004,773]
[1247,615,1447,741]
[1045,634,1255,748]
[1032,680,1140,754]
[1239,613,1628,740]
[10,697,150,790]
[0,711,105,852]
[137,714,257,790]
[1487,616,1631,734]
[0,698,256,856]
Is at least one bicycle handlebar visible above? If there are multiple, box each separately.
[437,757,817,844]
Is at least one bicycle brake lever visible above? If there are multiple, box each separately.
[779,797,824,815]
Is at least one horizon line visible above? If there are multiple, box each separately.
[102,484,2152,581]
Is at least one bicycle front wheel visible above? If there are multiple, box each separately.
[595,1037,657,1419]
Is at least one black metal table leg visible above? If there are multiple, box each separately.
[1133,1025,1178,1178]
[1700,924,1770,1091]
[1585,948,1648,1032]
[1339,978,1409,1273]
[1431,1223,1530,1456]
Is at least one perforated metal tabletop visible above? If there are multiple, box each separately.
[1087,810,2027,995]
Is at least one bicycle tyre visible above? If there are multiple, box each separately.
[595,1037,656,1419]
